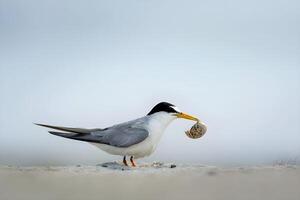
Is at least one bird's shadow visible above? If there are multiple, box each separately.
[98,161,176,171]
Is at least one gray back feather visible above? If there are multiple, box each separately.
[38,117,150,148]
[90,118,149,147]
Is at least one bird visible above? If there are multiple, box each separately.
[35,102,199,167]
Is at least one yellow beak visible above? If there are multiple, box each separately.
[175,112,199,122]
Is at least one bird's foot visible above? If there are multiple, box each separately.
[130,156,136,167]
[123,156,128,166]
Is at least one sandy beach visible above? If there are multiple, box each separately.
[0,163,299,200]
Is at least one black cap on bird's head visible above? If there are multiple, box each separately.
[147,102,179,115]
[147,102,199,121]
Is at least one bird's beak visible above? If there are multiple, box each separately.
[175,112,199,122]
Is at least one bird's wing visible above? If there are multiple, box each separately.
[34,123,102,134]
[35,121,149,148]
[91,124,149,147]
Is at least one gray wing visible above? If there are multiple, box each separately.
[36,121,149,148]
[91,125,149,147]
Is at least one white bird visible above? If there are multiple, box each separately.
[35,102,199,167]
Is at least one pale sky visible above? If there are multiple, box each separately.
[0,0,299,166]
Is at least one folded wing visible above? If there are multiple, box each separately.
[35,123,149,148]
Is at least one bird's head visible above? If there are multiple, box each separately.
[147,102,199,122]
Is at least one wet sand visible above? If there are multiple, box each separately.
[0,163,299,200]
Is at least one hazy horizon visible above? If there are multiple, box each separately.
[0,0,299,166]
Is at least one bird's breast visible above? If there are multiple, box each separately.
[145,114,175,147]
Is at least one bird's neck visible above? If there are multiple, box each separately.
[147,112,176,135]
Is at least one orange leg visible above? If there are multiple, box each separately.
[123,156,128,166]
[130,156,136,167]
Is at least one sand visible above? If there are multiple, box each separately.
[0,163,299,200]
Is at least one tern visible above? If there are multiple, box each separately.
[35,102,199,167]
